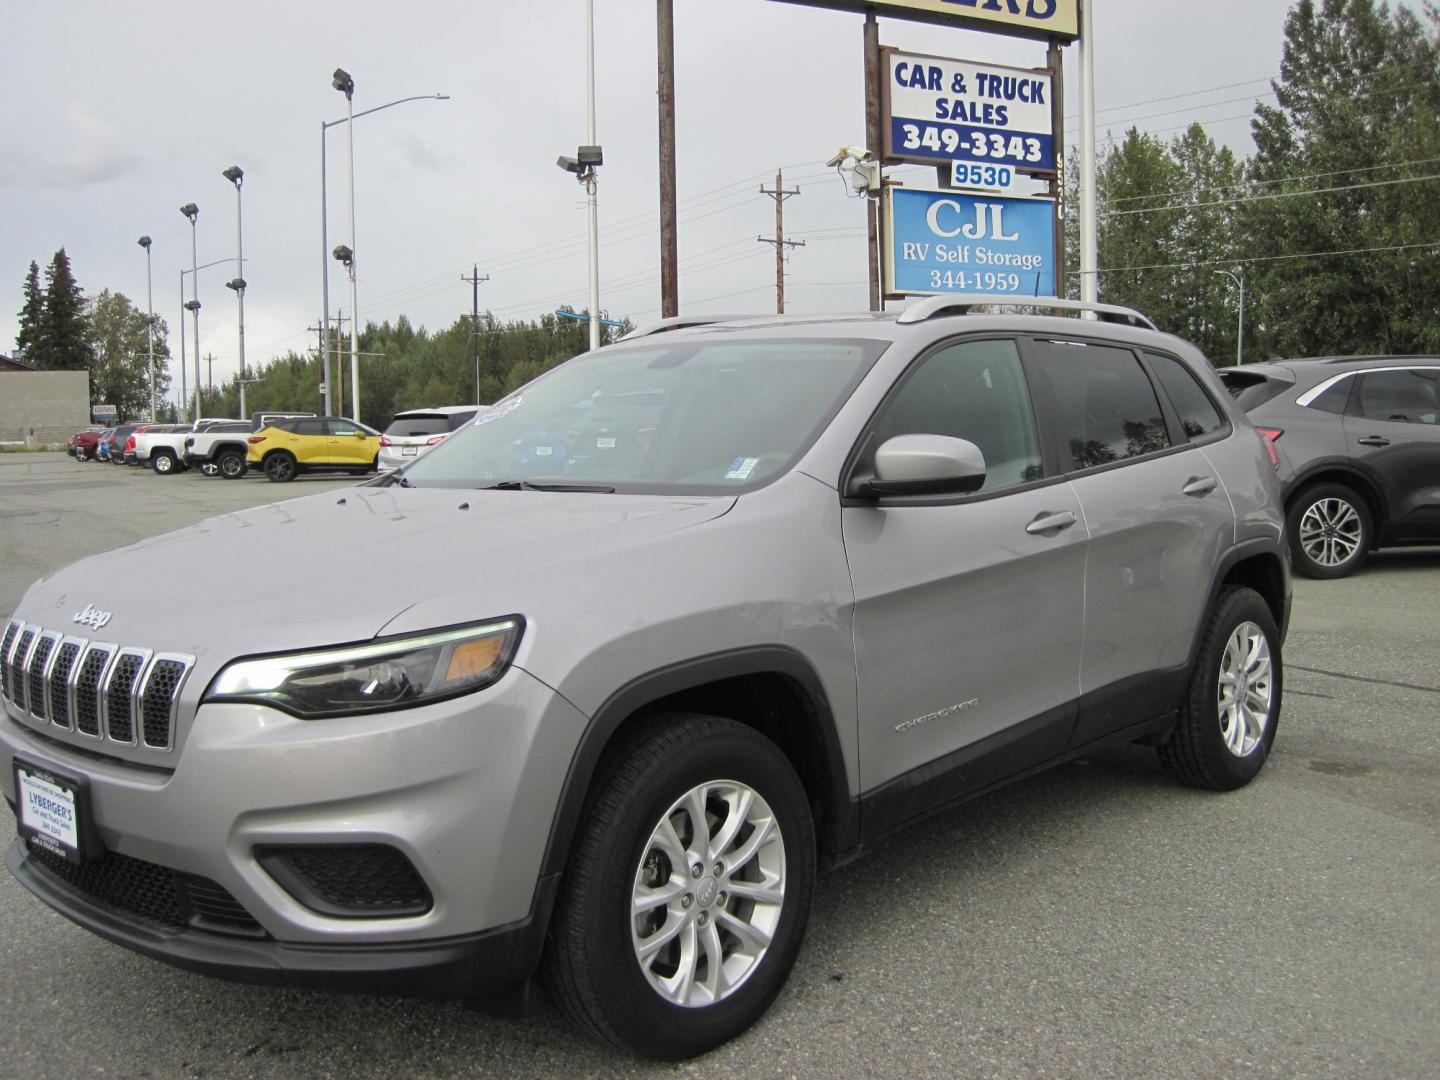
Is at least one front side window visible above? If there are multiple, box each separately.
[1353,369,1439,424]
[869,338,1042,492]
[1029,340,1172,471]
[401,338,886,493]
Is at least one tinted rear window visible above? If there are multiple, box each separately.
[385,414,451,437]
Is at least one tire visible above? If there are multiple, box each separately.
[263,452,297,483]
[75,448,88,462]
[152,451,179,475]
[1159,586,1283,791]
[216,450,247,480]
[542,713,816,1060]
[1287,482,1372,579]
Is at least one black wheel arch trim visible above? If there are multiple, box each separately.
[537,645,856,888]
[1191,538,1291,667]
[1284,462,1390,523]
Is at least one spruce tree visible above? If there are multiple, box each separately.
[16,261,42,361]
[35,248,92,371]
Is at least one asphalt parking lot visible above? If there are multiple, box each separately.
[1,451,1436,1079]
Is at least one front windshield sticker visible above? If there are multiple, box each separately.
[472,394,525,426]
[597,437,616,448]
[725,457,760,481]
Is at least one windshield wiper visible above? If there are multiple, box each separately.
[478,480,615,493]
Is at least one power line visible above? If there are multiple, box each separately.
[1098,240,1440,275]
[1107,155,1440,207]
[1109,171,1440,217]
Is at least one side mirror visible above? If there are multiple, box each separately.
[848,434,987,498]
[355,431,367,437]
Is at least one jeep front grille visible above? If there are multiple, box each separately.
[2,619,193,756]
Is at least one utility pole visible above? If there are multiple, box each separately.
[758,169,803,314]
[657,0,678,318]
[333,311,348,415]
[307,323,327,408]
[462,264,490,404]
[863,13,882,310]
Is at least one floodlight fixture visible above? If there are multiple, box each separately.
[226,278,247,292]
[137,235,152,249]
[180,203,199,222]
[557,155,582,175]
[222,165,244,187]
[332,244,354,266]
[332,68,354,98]
[183,299,202,312]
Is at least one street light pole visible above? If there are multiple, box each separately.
[223,166,248,420]
[137,237,155,420]
[178,272,187,420]
[1214,267,1245,365]
[330,69,362,421]
[586,0,600,351]
[320,88,449,419]
[180,203,201,419]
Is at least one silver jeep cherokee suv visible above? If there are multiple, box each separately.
[2,298,1289,1059]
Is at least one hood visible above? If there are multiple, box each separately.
[15,487,735,667]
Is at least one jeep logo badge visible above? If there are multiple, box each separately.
[72,604,113,632]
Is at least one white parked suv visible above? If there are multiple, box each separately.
[377,405,481,472]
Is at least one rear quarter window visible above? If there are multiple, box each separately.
[1147,353,1229,440]
[1217,370,1289,411]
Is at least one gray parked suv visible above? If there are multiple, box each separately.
[1,298,1289,1059]
[1220,356,1440,578]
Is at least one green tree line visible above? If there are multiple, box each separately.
[1073,0,1440,364]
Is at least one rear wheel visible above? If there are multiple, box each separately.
[152,451,179,474]
[216,450,246,480]
[1287,482,1371,579]
[1159,586,1282,790]
[264,452,297,483]
[75,447,88,461]
[542,713,815,1060]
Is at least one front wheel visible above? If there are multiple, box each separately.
[1159,586,1283,790]
[542,714,816,1060]
[1287,483,1371,579]
[264,452,297,482]
[75,448,88,461]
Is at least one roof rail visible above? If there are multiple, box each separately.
[618,314,757,341]
[895,294,1158,331]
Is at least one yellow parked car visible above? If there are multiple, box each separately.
[245,416,382,482]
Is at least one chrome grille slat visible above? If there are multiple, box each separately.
[2,621,192,759]
[47,639,84,730]
[0,621,19,699]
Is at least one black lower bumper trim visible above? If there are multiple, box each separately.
[7,839,557,999]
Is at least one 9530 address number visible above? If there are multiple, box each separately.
[899,123,1044,165]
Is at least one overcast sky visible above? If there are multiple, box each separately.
[1,0,1367,401]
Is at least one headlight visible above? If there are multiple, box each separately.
[205,618,523,719]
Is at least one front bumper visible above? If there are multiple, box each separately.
[2,664,587,996]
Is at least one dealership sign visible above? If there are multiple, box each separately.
[769,1,1078,41]
[884,50,1054,171]
[885,187,1055,297]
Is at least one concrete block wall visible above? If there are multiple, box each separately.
[0,371,91,444]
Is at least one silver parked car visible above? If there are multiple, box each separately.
[1,298,1288,1059]
[377,405,480,472]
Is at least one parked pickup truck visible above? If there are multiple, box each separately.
[140,418,237,474]
[183,413,314,478]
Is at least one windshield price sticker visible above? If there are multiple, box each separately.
[885,187,1056,298]
[16,765,80,855]
[885,51,1054,171]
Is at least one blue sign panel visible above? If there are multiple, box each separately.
[886,188,1056,297]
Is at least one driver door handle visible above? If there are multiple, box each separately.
[1356,436,1390,447]
[1026,510,1078,535]
[1182,476,1218,497]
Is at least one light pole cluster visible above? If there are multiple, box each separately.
[320,70,449,422]
[137,70,448,425]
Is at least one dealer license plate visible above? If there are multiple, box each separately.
[14,760,89,864]
[402,446,418,456]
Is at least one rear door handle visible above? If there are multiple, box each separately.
[1182,476,1218,497]
[1356,436,1390,447]
[1026,510,1078,535]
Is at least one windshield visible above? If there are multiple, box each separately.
[400,337,885,493]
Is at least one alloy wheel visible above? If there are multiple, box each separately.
[1297,497,1362,568]
[630,780,786,1008]
[1216,621,1273,758]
